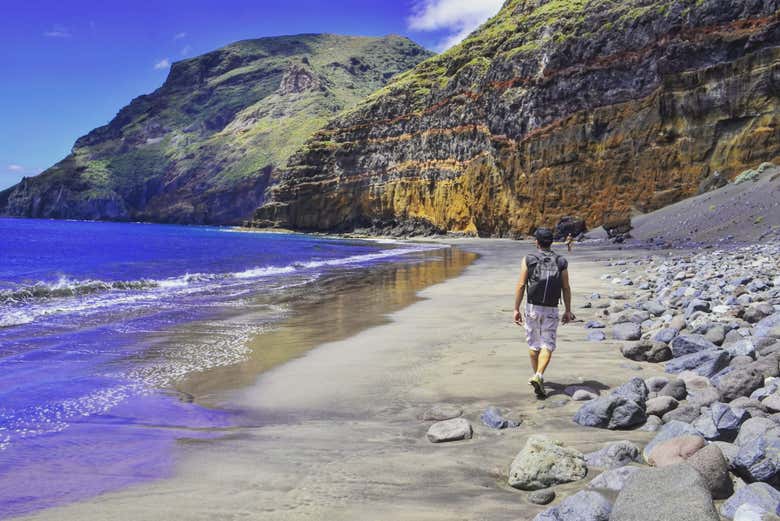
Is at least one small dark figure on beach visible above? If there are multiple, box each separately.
[565,234,574,252]
[513,228,575,398]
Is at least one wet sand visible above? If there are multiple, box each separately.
[17,240,666,521]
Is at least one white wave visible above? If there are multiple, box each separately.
[0,243,445,328]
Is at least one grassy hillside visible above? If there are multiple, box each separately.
[0,34,431,224]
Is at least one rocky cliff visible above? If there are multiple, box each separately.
[0,34,431,224]
[254,0,780,236]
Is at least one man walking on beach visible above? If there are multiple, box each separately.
[513,228,575,398]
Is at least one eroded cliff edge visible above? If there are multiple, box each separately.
[0,34,431,224]
[254,0,780,236]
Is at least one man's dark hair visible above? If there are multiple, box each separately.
[534,227,554,248]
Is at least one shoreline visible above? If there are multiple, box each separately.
[16,239,673,521]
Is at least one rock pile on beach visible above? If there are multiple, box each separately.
[529,241,780,520]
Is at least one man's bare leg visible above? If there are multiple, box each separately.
[529,350,539,373]
[537,348,553,376]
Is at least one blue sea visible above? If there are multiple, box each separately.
[0,218,453,518]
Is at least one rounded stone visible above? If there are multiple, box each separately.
[426,418,472,443]
[648,435,706,467]
[528,488,556,505]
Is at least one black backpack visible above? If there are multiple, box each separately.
[526,251,565,307]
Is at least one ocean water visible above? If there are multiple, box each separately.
[0,218,450,518]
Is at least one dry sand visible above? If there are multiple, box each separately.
[18,240,666,521]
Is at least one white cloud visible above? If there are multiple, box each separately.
[174,32,187,40]
[43,24,72,38]
[7,164,24,172]
[154,58,171,70]
[408,0,504,51]
[180,45,192,56]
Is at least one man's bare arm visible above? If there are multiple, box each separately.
[561,269,575,324]
[513,258,528,324]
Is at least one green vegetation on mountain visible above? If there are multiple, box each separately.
[0,33,431,224]
[256,0,780,236]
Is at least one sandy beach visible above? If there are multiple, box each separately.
[12,239,672,521]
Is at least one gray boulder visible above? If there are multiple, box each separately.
[640,415,664,432]
[718,367,766,403]
[727,339,758,359]
[643,420,700,462]
[733,504,780,520]
[612,377,649,405]
[574,378,648,430]
[686,299,712,318]
[614,322,642,341]
[508,435,587,490]
[671,334,719,357]
[735,430,780,485]
[532,490,612,521]
[736,418,779,447]
[647,342,673,363]
[426,418,472,443]
[646,396,678,417]
[665,349,730,378]
[611,464,719,521]
[712,441,740,470]
[646,376,670,392]
[659,378,687,400]
[763,394,780,413]
[732,397,769,418]
[693,413,721,440]
[588,465,641,491]
[662,404,701,424]
[480,406,520,429]
[643,301,667,317]
[573,395,646,430]
[751,355,780,379]
[654,327,679,344]
[588,330,607,341]
[705,324,727,346]
[621,341,651,361]
[721,482,780,520]
[584,440,641,469]
[711,401,750,435]
[686,443,733,499]
[688,385,722,408]
[647,435,706,467]
[755,314,780,339]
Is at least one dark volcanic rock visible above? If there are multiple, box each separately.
[665,349,730,378]
[554,216,586,240]
[670,335,719,358]
[717,367,766,403]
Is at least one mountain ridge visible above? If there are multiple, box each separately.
[0,33,432,224]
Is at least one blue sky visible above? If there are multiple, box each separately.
[0,0,503,190]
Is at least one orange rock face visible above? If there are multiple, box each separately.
[255,1,780,236]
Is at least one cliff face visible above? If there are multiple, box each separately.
[0,34,431,224]
[255,0,780,236]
